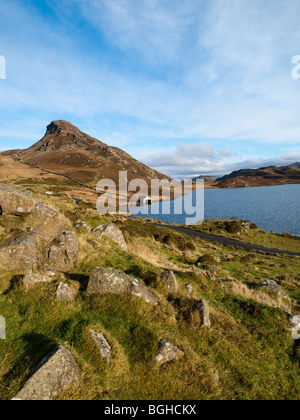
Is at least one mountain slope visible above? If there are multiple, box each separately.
[13,121,170,185]
[215,164,300,188]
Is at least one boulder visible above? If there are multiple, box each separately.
[0,232,41,272]
[92,223,127,251]
[185,283,193,294]
[23,272,53,290]
[255,279,289,299]
[87,267,158,305]
[156,339,184,365]
[90,330,112,362]
[0,184,35,215]
[27,201,66,243]
[160,270,178,293]
[74,221,90,231]
[56,282,79,303]
[46,230,79,271]
[13,345,81,400]
[185,299,211,328]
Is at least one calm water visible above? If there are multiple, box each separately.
[132,184,300,235]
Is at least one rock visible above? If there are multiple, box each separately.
[23,272,53,290]
[92,223,127,250]
[156,339,184,365]
[13,345,81,400]
[27,201,66,243]
[90,330,112,362]
[74,221,90,231]
[185,299,211,328]
[160,270,178,293]
[56,282,79,303]
[203,264,220,272]
[43,264,58,277]
[46,230,79,271]
[255,279,289,299]
[185,283,193,294]
[87,267,158,305]
[0,184,35,215]
[0,232,41,272]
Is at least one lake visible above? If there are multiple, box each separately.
[131,184,300,235]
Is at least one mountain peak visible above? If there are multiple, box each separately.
[46,120,83,136]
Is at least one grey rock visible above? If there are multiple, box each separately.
[56,282,79,303]
[255,279,289,299]
[0,184,35,215]
[160,270,178,293]
[185,283,193,294]
[87,267,158,305]
[92,223,127,250]
[26,201,66,243]
[74,221,90,231]
[0,232,41,272]
[90,330,112,362]
[46,230,79,271]
[156,339,184,365]
[13,345,81,400]
[185,299,211,328]
[23,272,53,290]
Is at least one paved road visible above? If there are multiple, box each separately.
[150,223,300,257]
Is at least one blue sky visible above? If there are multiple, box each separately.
[0,0,300,178]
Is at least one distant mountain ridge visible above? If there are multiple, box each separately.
[215,163,300,188]
[12,120,170,185]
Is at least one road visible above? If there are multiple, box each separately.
[150,223,300,257]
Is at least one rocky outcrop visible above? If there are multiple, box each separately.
[87,267,158,305]
[92,223,127,250]
[56,282,79,303]
[27,201,66,242]
[23,272,53,290]
[185,299,211,328]
[46,230,79,272]
[0,184,35,215]
[255,279,289,299]
[13,345,81,400]
[160,270,178,293]
[156,339,184,365]
[90,330,112,363]
[0,232,41,272]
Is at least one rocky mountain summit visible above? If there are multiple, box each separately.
[12,120,169,185]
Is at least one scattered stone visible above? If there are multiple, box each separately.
[56,282,79,303]
[255,279,289,299]
[156,339,184,365]
[185,299,211,328]
[74,221,90,231]
[13,345,81,400]
[87,267,158,305]
[23,272,53,290]
[185,283,193,294]
[0,232,41,272]
[160,270,178,293]
[46,230,79,271]
[0,184,35,215]
[92,223,127,250]
[27,201,66,243]
[204,265,220,272]
[43,264,58,277]
[90,330,112,362]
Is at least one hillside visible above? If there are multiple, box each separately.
[0,182,299,400]
[11,120,169,186]
[215,164,300,188]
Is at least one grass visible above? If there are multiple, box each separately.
[0,193,299,400]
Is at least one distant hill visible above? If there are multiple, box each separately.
[10,120,169,186]
[215,163,300,188]
[192,175,218,182]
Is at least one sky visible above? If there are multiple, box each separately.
[0,0,300,178]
